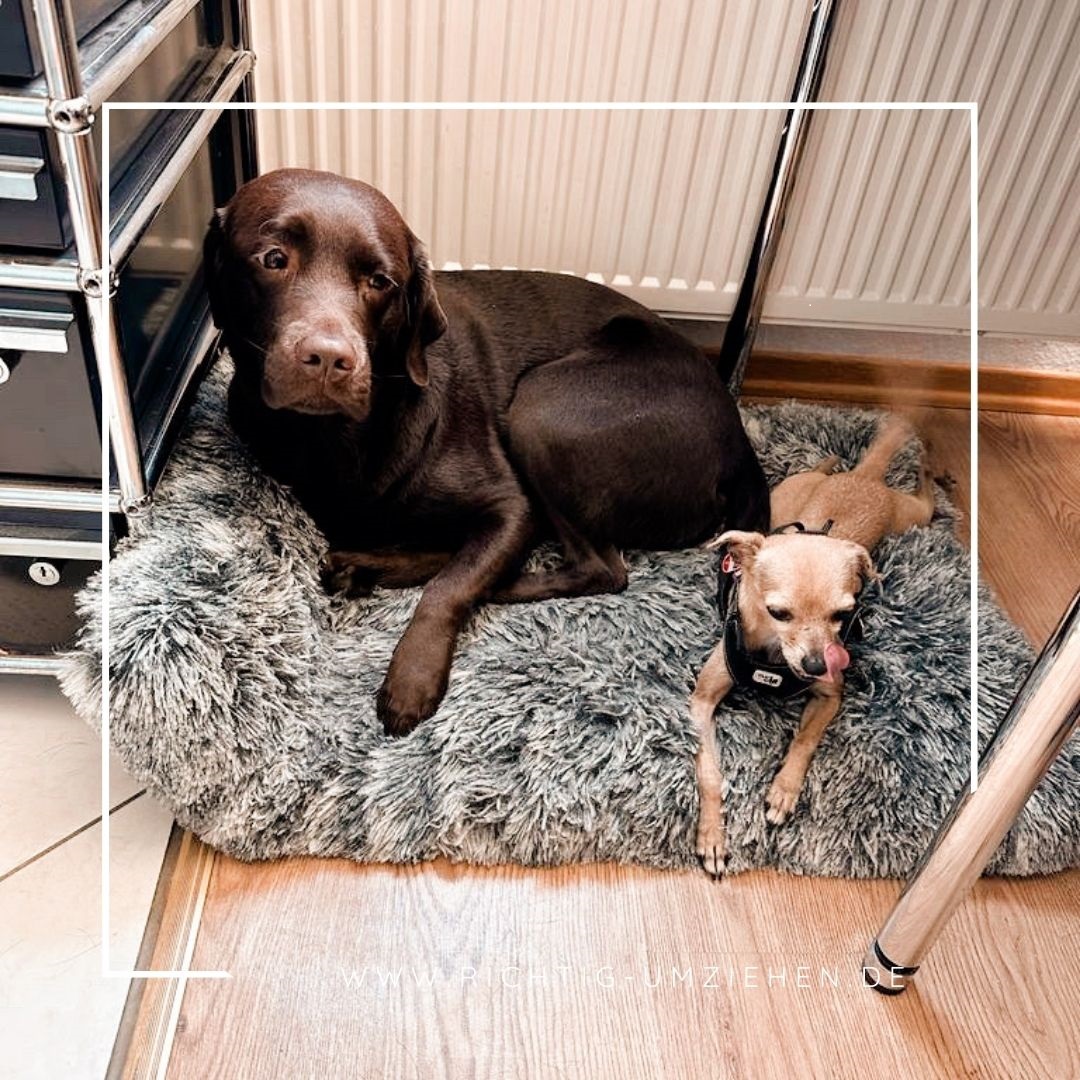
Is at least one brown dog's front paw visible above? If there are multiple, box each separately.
[320,552,376,598]
[765,775,801,825]
[376,667,447,736]
[696,820,728,879]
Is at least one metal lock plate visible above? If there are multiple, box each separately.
[28,561,61,586]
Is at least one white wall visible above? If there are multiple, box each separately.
[247,0,1080,342]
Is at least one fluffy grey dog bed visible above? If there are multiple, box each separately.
[60,359,1080,878]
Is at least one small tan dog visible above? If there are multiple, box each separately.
[692,416,935,876]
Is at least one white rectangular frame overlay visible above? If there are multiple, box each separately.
[98,100,979,979]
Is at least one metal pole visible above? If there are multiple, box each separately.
[31,0,149,512]
[863,589,1080,994]
[717,0,840,395]
[0,655,67,676]
[0,479,118,513]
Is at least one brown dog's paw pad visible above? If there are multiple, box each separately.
[765,777,800,825]
[696,822,728,879]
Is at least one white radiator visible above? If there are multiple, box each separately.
[773,0,1080,337]
[248,0,1080,339]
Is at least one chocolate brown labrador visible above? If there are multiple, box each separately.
[203,168,768,735]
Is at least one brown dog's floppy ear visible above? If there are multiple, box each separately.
[202,207,229,329]
[405,237,448,387]
[710,530,765,569]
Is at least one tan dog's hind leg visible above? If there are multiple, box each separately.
[770,452,839,527]
[889,459,936,533]
[765,684,842,825]
[770,472,828,528]
[691,644,734,877]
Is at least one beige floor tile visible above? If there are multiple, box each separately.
[0,793,173,1080]
[0,675,142,876]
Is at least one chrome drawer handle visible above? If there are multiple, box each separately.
[0,326,69,353]
[0,306,72,355]
[0,154,45,201]
[0,536,101,559]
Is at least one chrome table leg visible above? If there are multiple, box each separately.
[864,589,1080,994]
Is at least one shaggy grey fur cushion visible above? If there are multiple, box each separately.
[60,359,1080,877]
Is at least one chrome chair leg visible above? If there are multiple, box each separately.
[863,589,1080,994]
[716,0,839,395]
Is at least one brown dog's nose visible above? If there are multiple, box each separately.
[297,333,358,374]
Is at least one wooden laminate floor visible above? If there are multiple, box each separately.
[161,408,1080,1080]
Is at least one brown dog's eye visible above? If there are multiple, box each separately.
[767,607,793,622]
[261,248,288,271]
[369,272,395,291]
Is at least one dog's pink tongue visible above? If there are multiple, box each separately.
[822,642,850,683]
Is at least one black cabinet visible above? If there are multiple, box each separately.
[0,551,99,653]
[0,290,101,479]
[0,1,231,252]
[0,0,127,81]
[0,0,257,669]
[0,128,71,249]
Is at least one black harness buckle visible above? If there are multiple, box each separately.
[769,519,835,537]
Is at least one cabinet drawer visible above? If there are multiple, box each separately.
[0,128,70,250]
[0,0,126,81]
[0,553,97,655]
[0,515,99,657]
[0,1,217,251]
[0,290,101,481]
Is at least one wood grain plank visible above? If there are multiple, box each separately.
[979,367,1080,417]
[739,353,1080,416]
[107,828,218,1080]
[977,412,1080,645]
[170,859,1080,1080]
[153,404,1080,1080]
[741,351,972,410]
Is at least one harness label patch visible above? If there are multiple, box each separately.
[752,669,784,688]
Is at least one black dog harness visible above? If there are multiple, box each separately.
[716,521,868,699]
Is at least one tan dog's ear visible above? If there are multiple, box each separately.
[709,530,765,569]
[845,542,879,585]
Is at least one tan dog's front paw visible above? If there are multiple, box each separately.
[696,819,727,879]
[765,774,802,825]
